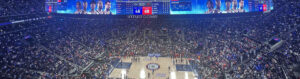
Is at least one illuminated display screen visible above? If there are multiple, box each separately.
[45,0,273,15]
[171,0,192,11]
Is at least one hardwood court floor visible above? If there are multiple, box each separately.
[108,57,197,79]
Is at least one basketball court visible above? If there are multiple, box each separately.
[108,57,198,79]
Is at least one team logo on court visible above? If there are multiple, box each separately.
[146,63,160,70]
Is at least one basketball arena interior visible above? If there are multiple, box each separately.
[0,0,299,79]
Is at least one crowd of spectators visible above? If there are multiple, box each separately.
[0,1,299,79]
[0,20,74,78]
[0,0,45,17]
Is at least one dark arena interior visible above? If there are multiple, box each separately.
[0,0,300,79]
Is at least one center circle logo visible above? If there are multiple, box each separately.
[146,63,160,70]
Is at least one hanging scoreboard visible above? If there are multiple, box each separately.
[116,0,170,15]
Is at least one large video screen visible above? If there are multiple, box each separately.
[45,0,273,15]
